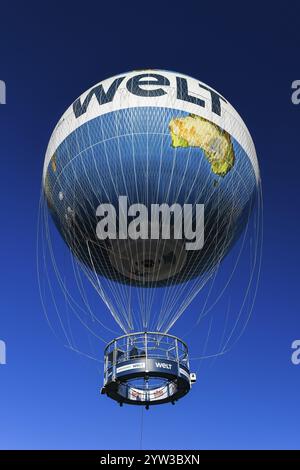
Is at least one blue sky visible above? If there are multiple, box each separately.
[0,1,299,450]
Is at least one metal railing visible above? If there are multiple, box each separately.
[104,331,189,375]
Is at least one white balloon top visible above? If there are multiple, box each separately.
[43,69,259,183]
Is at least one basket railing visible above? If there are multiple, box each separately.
[104,331,189,376]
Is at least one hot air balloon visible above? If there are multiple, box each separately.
[39,70,262,407]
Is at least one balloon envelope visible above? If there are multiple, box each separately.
[42,70,260,333]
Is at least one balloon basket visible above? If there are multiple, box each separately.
[101,332,196,408]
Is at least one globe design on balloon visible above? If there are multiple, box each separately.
[43,70,258,287]
[41,70,260,406]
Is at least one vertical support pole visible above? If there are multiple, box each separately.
[112,339,117,381]
[145,332,148,373]
[104,348,108,385]
[186,344,190,370]
[175,338,180,376]
[126,336,130,361]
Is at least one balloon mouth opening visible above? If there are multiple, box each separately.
[101,331,196,407]
[108,238,187,283]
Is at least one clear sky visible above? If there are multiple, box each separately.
[0,0,299,450]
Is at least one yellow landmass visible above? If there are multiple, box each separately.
[51,153,57,172]
[169,114,235,177]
